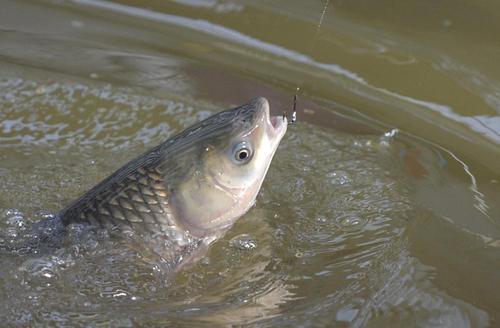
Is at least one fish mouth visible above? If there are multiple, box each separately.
[251,97,287,139]
[269,115,287,138]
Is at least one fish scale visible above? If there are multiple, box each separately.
[63,163,173,234]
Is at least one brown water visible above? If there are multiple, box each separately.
[1,0,499,326]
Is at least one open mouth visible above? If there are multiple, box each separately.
[270,115,284,128]
[252,96,287,138]
[269,115,287,138]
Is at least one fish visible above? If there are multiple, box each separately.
[55,97,287,269]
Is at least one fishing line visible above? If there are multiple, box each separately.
[289,0,331,124]
[312,0,331,54]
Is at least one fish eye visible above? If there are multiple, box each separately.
[233,142,253,164]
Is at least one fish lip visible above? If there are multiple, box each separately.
[269,115,287,138]
[253,97,287,139]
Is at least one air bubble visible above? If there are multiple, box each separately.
[317,216,327,223]
[380,128,399,147]
[230,234,257,251]
[327,171,350,186]
[384,129,399,138]
[19,258,58,281]
[4,209,26,229]
[337,215,366,231]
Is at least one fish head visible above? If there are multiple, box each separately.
[170,97,287,237]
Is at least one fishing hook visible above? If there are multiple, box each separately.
[283,87,299,124]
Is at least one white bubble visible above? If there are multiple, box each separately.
[230,234,257,250]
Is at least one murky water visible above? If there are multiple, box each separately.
[1,0,500,326]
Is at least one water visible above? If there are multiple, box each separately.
[1,0,500,326]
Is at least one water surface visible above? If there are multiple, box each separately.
[1,0,499,326]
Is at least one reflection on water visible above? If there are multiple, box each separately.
[1,0,500,326]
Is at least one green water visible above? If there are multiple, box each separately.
[0,0,499,326]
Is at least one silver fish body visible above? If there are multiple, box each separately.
[58,97,287,267]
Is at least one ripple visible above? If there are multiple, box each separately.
[0,79,487,326]
[0,78,213,151]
